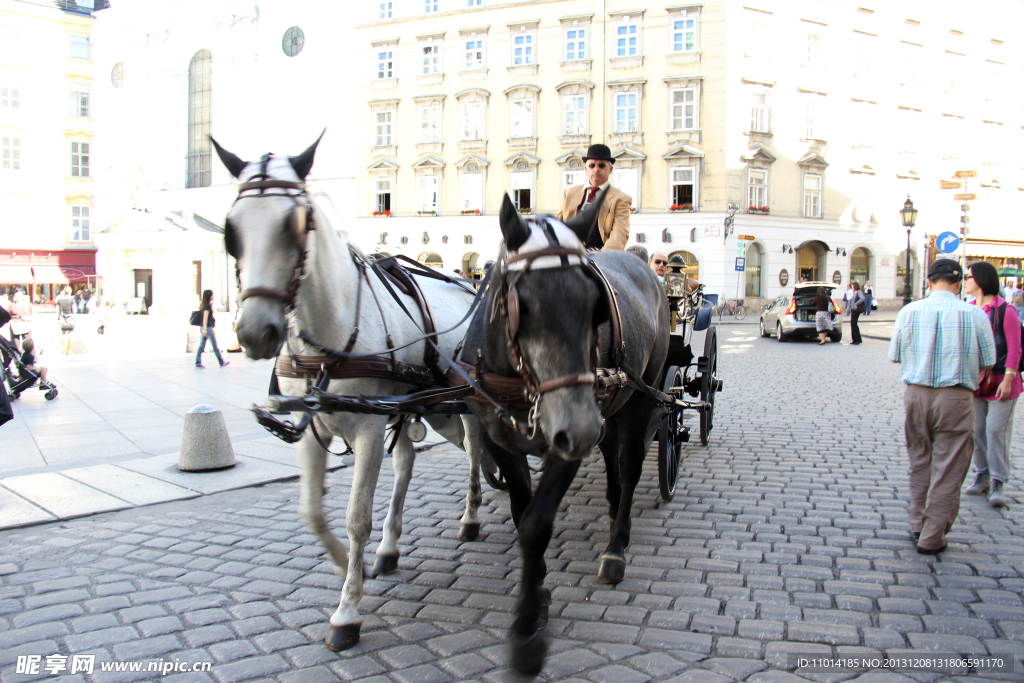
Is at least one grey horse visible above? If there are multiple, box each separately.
[460,192,670,675]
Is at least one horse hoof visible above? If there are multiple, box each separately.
[325,623,360,651]
[458,523,480,542]
[597,555,626,584]
[509,629,548,676]
[372,553,399,576]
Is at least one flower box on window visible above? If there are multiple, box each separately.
[669,204,694,212]
[417,210,437,216]
[372,210,392,217]
[518,207,532,214]
[747,206,769,214]
[460,209,481,215]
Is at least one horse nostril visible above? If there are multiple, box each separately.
[552,431,573,455]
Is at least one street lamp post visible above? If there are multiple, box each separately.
[899,196,918,307]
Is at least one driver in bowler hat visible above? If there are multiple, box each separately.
[556,144,632,251]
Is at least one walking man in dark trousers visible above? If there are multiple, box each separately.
[889,259,996,554]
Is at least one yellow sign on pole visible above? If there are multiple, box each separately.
[954,193,976,201]
[954,170,977,178]
[940,181,962,190]
[736,235,756,241]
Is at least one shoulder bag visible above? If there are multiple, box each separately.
[189,310,204,326]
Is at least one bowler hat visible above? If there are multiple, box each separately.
[927,258,963,281]
[583,144,614,163]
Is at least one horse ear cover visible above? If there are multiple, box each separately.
[564,186,607,244]
[210,137,248,178]
[499,194,530,252]
[289,129,325,179]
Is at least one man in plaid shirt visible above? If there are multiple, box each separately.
[889,258,996,554]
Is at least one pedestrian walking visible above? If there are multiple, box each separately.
[863,281,873,316]
[56,287,76,355]
[963,261,1021,508]
[1013,291,1024,324]
[847,282,865,345]
[195,289,229,368]
[8,290,32,353]
[814,287,834,345]
[843,284,853,316]
[889,258,996,554]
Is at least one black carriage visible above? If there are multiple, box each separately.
[655,266,722,502]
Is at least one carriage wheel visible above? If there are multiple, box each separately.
[482,466,507,491]
[658,365,684,502]
[699,327,718,446]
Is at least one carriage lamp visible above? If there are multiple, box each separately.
[900,196,918,306]
[835,247,846,256]
[782,243,793,254]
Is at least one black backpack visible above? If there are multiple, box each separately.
[990,303,1024,373]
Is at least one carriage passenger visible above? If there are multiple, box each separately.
[556,144,632,251]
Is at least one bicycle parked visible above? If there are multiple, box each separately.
[715,298,746,321]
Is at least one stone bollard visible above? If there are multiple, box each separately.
[179,404,236,471]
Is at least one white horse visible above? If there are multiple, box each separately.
[213,135,486,651]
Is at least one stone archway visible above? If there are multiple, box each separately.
[668,250,699,281]
[418,252,443,269]
[850,247,871,287]
[462,252,481,279]
[796,240,828,282]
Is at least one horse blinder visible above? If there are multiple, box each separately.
[224,218,241,259]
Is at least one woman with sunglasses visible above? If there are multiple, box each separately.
[555,144,632,251]
[963,261,1021,508]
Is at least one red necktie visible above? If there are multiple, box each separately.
[586,186,598,205]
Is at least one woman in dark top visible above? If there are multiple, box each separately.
[814,287,833,345]
[195,289,229,368]
[56,286,75,355]
[848,282,865,345]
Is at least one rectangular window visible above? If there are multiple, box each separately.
[70,83,90,117]
[379,2,393,19]
[2,137,19,170]
[468,0,481,5]
[376,50,394,79]
[612,168,638,207]
[806,33,820,65]
[562,169,585,191]
[71,205,90,241]
[461,101,484,140]
[563,95,586,135]
[803,174,822,217]
[805,99,818,139]
[750,92,769,133]
[748,169,767,209]
[375,178,392,213]
[512,33,533,65]
[69,34,90,59]
[855,102,876,147]
[672,17,697,52]
[422,44,440,74]
[424,0,438,13]
[510,98,534,138]
[671,167,695,207]
[464,39,484,70]
[460,173,482,212]
[565,28,587,61]
[856,40,872,75]
[614,92,638,133]
[70,141,89,177]
[418,175,439,213]
[511,171,532,211]
[616,23,638,57]
[670,88,696,130]
[375,111,393,146]
[1,87,19,108]
[419,105,440,143]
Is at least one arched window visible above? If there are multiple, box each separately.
[187,49,212,189]
[850,247,871,286]
[745,243,764,297]
[418,252,443,268]
[668,250,699,281]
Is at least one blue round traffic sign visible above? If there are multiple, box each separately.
[936,231,960,254]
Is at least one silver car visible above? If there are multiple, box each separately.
[759,282,843,342]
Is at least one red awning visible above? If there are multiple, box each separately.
[31,265,96,284]
[0,265,34,284]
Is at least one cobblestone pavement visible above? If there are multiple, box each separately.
[2,330,1023,683]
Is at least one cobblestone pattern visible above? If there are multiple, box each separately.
[1,332,1023,682]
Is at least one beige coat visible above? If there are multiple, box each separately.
[555,184,632,251]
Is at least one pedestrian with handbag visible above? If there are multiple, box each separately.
[56,287,76,355]
[889,259,996,554]
[863,281,873,316]
[963,261,1021,508]
[847,282,865,345]
[194,289,229,368]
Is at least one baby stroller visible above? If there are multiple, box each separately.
[0,335,58,401]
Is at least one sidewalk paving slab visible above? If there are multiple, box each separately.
[0,487,55,527]
[0,472,131,519]
[61,464,200,506]
[117,453,302,495]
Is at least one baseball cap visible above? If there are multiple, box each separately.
[927,258,963,281]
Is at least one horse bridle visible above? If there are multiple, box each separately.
[225,156,314,311]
